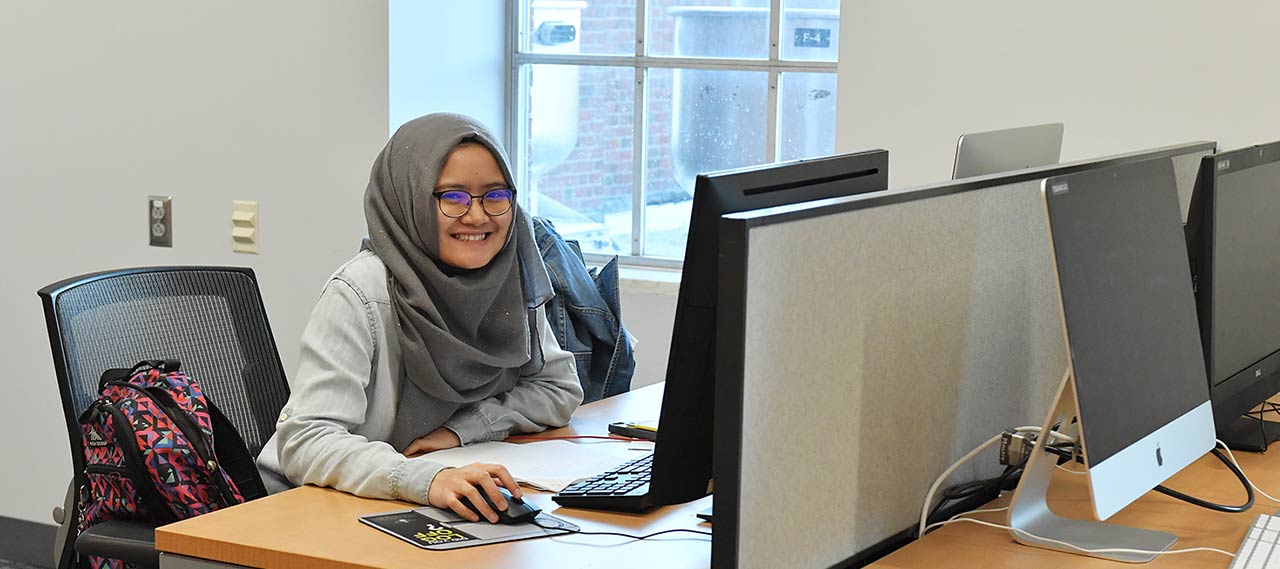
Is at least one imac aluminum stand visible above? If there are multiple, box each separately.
[1006,371,1176,564]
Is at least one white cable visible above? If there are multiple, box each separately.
[959,506,1008,518]
[921,506,1008,535]
[917,425,1043,538]
[1017,425,1078,444]
[918,434,1000,538]
[927,517,1235,559]
[1216,439,1280,504]
[1055,463,1086,475]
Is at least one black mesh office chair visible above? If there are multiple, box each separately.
[38,267,290,569]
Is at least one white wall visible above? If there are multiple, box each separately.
[619,283,679,388]
[0,2,389,524]
[0,1,678,529]
[836,1,1280,188]
[389,0,506,138]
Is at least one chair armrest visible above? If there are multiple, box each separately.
[75,520,160,569]
[53,482,76,569]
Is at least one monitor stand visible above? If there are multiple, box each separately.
[1218,414,1280,452]
[1006,371,1176,564]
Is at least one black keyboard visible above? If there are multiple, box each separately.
[551,453,654,512]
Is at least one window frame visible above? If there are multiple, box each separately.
[507,0,838,268]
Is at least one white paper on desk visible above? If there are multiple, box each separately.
[421,440,628,492]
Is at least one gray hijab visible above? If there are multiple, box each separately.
[363,113,554,415]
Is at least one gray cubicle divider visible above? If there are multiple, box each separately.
[712,141,1214,569]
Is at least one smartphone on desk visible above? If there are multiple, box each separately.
[608,421,657,441]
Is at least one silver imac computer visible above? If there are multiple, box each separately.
[1009,157,1216,562]
[952,122,1065,179]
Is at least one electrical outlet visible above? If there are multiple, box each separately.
[232,200,259,254]
[149,196,172,247]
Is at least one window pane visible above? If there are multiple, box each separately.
[528,0,637,56]
[779,0,840,62]
[778,72,837,161]
[648,0,769,59]
[644,68,768,259]
[525,64,634,255]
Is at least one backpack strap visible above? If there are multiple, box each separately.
[206,401,268,501]
[91,402,181,524]
[98,359,181,391]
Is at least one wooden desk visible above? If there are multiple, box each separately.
[871,448,1280,568]
[155,383,712,568]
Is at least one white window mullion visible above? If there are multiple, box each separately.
[513,52,833,74]
[508,1,528,212]
[631,67,646,257]
[767,0,782,163]
[769,0,782,62]
[636,0,647,58]
[514,65,534,216]
[631,0,648,257]
[767,71,779,163]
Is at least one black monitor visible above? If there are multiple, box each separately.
[1185,140,1280,451]
[647,149,890,505]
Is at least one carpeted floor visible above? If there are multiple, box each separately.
[0,560,43,569]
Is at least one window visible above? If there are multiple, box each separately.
[510,0,840,264]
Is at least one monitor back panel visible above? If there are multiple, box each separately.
[952,122,1065,179]
[714,144,1210,569]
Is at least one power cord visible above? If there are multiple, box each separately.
[1217,439,1280,504]
[531,520,711,541]
[926,464,1020,523]
[1154,449,1254,512]
[505,435,645,443]
[1243,401,1280,447]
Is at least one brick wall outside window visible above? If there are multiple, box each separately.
[531,0,735,220]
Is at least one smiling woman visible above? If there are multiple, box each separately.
[433,144,516,270]
[255,113,584,525]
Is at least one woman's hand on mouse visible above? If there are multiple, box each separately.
[427,463,522,523]
[403,427,461,457]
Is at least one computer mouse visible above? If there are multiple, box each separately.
[460,486,541,525]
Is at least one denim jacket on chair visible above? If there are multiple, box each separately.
[533,217,636,403]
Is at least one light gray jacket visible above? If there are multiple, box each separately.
[256,250,583,504]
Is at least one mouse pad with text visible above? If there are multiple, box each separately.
[359,506,579,551]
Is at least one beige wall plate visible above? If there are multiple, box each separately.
[232,200,259,254]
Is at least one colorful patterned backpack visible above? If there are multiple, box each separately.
[78,360,263,568]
